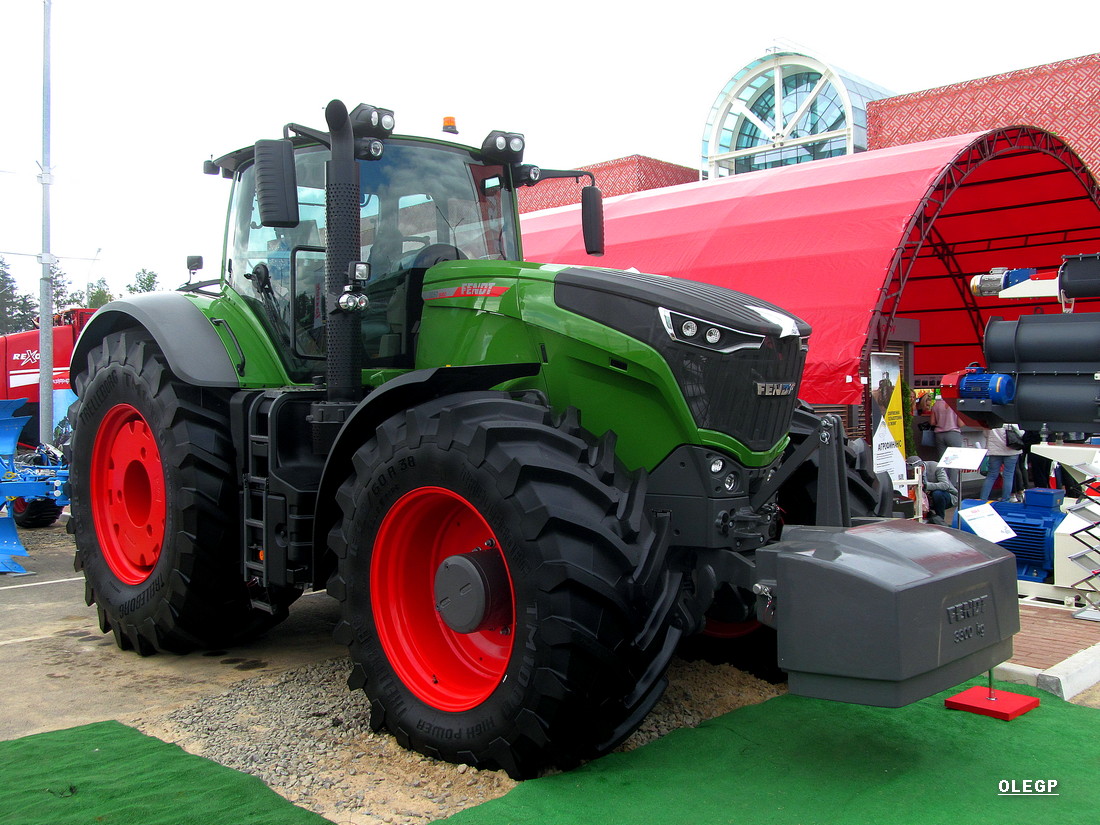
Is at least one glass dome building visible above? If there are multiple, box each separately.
[702,50,893,177]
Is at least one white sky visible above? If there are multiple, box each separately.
[2,0,1099,298]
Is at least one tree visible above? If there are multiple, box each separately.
[85,278,116,309]
[126,268,159,294]
[49,263,85,311]
[0,257,38,334]
[12,294,38,331]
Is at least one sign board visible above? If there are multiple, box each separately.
[869,352,906,491]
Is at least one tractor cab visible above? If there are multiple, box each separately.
[213,104,601,386]
[220,137,521,381]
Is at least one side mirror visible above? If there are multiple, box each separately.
[186,255,203,273]
[254,138,300,228]
[581,185,604,256]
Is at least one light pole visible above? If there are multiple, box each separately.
[38,0,54,447]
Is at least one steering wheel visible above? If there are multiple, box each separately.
[411,244,467,269]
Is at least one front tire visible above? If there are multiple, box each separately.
[68,331,295,654]
[328,393,680,778]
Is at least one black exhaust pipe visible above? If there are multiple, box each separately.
[323,99,362,404]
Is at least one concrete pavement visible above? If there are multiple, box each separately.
[0,521,344,740]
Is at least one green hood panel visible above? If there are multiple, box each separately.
[415,261,794,471]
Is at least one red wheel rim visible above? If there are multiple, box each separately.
[11,497,27,515]
[372,486,515,712]
[91,404,167,585]
[703,619,762,639]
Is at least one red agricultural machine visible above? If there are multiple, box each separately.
[0,308,92,571]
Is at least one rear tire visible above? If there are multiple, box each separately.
[328,393,680,778]
[68,330,296,654]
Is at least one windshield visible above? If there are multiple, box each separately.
[227,141,518,380]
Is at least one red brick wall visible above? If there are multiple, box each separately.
[517,155,697,213]
[868,53,1100,177]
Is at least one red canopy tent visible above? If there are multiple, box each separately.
[520,127,1100,405]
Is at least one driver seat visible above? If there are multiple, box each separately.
[378,244,466,362]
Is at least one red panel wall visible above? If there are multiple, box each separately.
[868,53,1100,177]
[518,155,697,213]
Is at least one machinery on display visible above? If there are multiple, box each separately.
[64,100,1018,778]
[0,310,93,572]
[0,400,69,573]
[945,254,1100,611]
[0,307,94,447]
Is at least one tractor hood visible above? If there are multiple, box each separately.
[553,267,811,452]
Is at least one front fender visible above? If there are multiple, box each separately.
[310,362,540,586]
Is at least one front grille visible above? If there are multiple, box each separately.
[673,336,806,451]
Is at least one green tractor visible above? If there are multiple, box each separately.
[67,100,1019,778]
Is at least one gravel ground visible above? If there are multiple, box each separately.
[132,655,785,825]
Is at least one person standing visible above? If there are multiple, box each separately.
[980,424,1024,502]
[930,393,963,486]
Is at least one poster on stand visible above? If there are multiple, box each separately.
[870,352,906,492]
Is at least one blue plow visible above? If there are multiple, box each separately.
[0,399,69,575]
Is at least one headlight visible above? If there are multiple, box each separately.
[337,290,370,312]
[481,130,526,164]
[348,104,396,138]
[659,307,765,353]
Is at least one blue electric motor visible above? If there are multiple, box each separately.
[954,488,1065,581]
[956,367,1016,405]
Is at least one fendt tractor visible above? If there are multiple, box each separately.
[66,100,1019,778]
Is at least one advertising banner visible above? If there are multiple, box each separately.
[870,352,906,491]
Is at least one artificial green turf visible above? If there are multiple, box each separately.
[442,678,1099,825]
[0,720,331,825]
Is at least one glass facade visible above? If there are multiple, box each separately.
[702,52,892,178]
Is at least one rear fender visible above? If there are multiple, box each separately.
[756,519,1019,707]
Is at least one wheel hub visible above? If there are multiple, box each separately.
[434,548,511,633]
